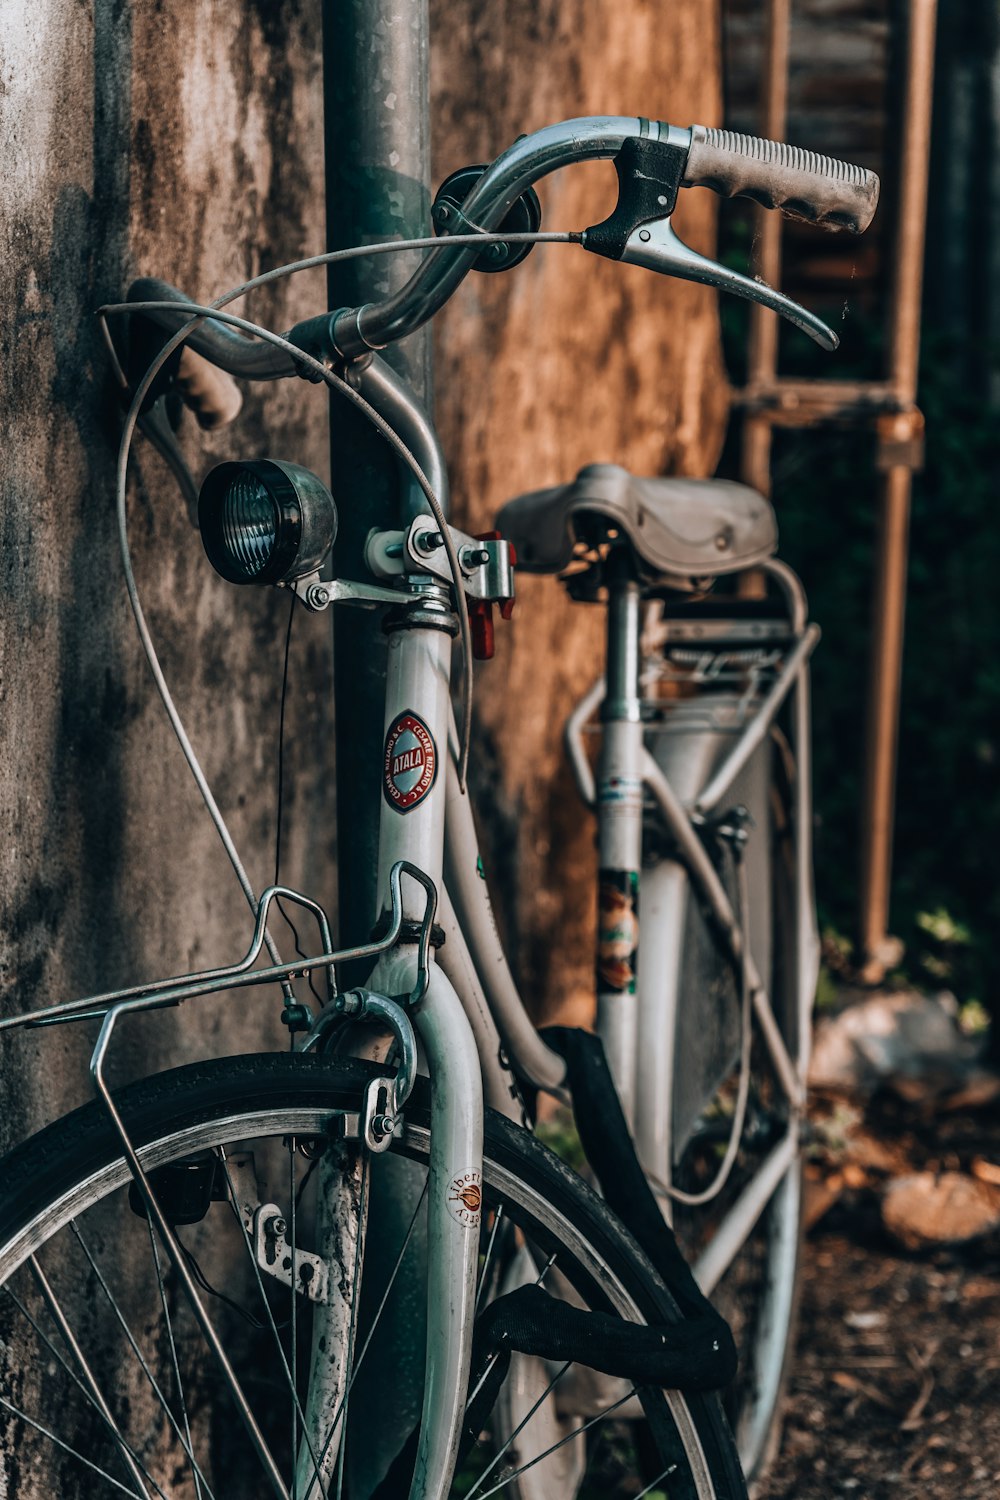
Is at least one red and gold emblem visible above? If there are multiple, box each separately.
[383,711,437,813]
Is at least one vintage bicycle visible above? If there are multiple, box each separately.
[0,115,877,1499]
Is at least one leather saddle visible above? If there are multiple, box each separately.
[496,463,777,587]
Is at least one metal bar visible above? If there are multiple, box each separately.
[564,676,604,807]
[596,569,645,1127]
[740,0,790,498]
[324,0,433,975]
[436,888,524,1120]
[0,863,425,1035]
[693,624,820,814]
[692,1128,798,1296]
[733,377,898,418]
[640,749,802,1109]
[443,753,567,1095]
[366,951,483,1500]
[858,0,938,976]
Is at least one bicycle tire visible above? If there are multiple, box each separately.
[0,1052,747,1500]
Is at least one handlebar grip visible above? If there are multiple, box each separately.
[683,125,879,233]
[175,347,243,430]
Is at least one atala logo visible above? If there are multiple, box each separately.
[383,711,437,812]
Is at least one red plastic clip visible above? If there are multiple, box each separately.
[468,532,515,660]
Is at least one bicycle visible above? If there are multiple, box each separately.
[0,115,878,1499]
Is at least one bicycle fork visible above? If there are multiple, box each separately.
[303,593,485,1500]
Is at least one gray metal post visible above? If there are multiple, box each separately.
[323,0,432,951]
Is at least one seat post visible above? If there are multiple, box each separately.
[595,551,644,1128]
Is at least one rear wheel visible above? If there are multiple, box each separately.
[0,1052,747,1498]
[665,737,804,1487]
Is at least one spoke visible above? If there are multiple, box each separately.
[474,1387,638,1500]
[474,1205,505,1317]
[145,1214,214,1500]
[69,1220,220,1497]
[0,1392,149,1499]
[5,1281,168,1500]
[634,1462,680,1498]
[216,1148,328,1500]
[535,1251,558,1288]
[464,1360,571,1500]
[290,1141,298,1500]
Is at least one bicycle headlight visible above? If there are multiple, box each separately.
[198,460,338,586]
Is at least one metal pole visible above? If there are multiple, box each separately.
[857,0,937,978]
[323,0,432,953]
[741,0,790,499]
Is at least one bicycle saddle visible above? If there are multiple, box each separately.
[497,463,777,585]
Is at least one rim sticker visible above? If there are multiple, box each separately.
[383,711,438,813]
[448,1170,482,1227]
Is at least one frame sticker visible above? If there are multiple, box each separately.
[447,1170,482,1227]
[383,710,438,813]
[597,869,639,994]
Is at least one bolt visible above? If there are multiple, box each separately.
[307,584,331,609]
[416,530,445,553]
[433,201,451,225]
[463,546,491,568]
[373,1114,395,1137]
[487,242,509,263]
[638,229,651,242]
[268,1216,287,1238]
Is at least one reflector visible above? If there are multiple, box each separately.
[199,460,337,586]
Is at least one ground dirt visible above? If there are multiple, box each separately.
[767,1084,1000,1498]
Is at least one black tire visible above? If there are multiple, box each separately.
[0,1053,747,1499]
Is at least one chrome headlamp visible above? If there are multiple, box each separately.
[198,460,337,586]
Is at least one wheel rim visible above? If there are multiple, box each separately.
[0,1094,721,1500]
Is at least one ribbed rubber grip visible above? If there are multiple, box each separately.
[684,124,879,233]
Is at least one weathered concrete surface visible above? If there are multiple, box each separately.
[0,0,331,1148]
[1,0,729,1108]
[1,0,731,1107]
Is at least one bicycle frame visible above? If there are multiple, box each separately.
[0,361,819,1498]
[567,556,820,1309]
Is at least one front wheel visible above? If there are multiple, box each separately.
[0,1052,747,1499]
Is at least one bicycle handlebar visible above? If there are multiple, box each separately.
[127,279,297,379]
[126,114,879,385]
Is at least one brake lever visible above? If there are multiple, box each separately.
[612,216,838,351]
[580,133,838,351]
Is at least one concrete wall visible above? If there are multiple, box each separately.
[0,0,333,1145]
[1,0,730,1119]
